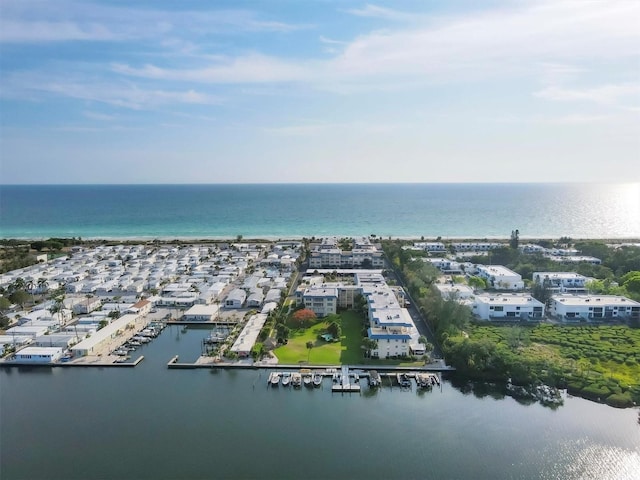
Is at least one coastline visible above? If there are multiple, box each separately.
[3,235,640,242]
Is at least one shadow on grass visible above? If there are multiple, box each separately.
[339,311,366,364]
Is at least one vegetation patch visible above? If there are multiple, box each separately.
[274,310,364,365]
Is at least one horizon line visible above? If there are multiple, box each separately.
[2,181,638,187]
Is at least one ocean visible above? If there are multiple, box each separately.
[1,183,639,240]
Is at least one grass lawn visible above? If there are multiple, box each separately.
[274,310,365,365]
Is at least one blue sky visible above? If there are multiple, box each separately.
[0,0,639,184]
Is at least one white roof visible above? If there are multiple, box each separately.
[230,314,269,354]
[551,294,640,307]
[475,293,543,306]
[183,304,219,316]
[16,346,63,356]
[71,314,138,352]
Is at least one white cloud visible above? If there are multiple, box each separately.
[344,4,416,22]
[534,84,640,109]
[547,114,615,125]
[83,111,117,121]
[110,0,640,88]
[1,72,223,109]
[0,0,304,43]
[112,54,310,84]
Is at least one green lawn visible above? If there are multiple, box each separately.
[274,310,365,365]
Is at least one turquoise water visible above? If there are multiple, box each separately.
[1,183,639,239]
[1,326,639,480]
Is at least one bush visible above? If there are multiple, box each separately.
[605,393,634,408]
[581,384,610,401]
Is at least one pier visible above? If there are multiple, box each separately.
[331,365,361,392]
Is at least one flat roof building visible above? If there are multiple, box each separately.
[550,294,640,321]
[476,265,524,290]
[473,293,545,321]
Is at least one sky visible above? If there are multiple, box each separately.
[0,0,639,184]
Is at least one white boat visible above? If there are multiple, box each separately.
[291,372,302,388]
[313,373,323,387]
[268,372,280,387]
[281,372,291,387]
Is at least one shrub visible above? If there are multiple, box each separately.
[605,393,634,408]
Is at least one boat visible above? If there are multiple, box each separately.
[332,372,340,384]
[313,373,323,387]
[268,372,280,387]
[281,372,291,387]
[291,372,302,388]
[397,373,411,388]
[368,370,381,388]
[415,373,432,389]
[303,373,313,387]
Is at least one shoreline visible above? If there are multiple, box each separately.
[3,235,640,243]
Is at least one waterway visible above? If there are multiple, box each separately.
[1,325,639,480]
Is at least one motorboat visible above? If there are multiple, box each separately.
[368,370,381,388]
[397,373,411,388]
[313,373,323,387]
[303,372,313,387]
[291,372,302,388]
[268,372,280,387]
[281,372,291,387]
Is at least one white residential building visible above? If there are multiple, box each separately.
[550,294,640,322]
[71,314,140,357]
[13,346,63,363]
[472,294,545,321]
[182,304,219,322]
[414,242,446,253]
[225,289,246,309]
[532,272,589,294]
[302,286,338,317]
[229,313,268,358]
[425,258,463,274]
[435,284,475,302]
[476,265,524,290]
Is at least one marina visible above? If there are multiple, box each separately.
[263,366,442,394]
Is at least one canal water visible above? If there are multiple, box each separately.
[1,325,639,480]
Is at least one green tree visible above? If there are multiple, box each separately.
[306,341,314,362]
[327,321,341,339]
[9,290,29,309]
[468,276,487,290]
[0,297,11,311]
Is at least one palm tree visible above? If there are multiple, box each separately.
[306,341,314,363]
[49,296,65,327]
[10,277,26,294]
[25,279,35,305]
[37,278,49,299]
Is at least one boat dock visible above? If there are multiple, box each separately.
[332,365,361,392]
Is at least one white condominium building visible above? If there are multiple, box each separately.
[550,294,640,321]
[476,265,524,290]
[472,294,545,321]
